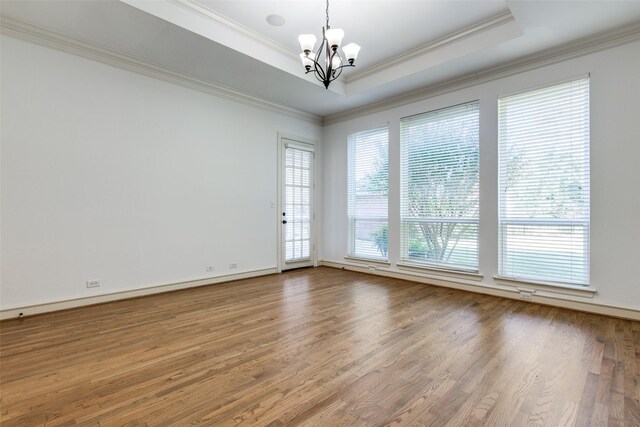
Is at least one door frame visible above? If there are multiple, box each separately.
[276,132,318,273]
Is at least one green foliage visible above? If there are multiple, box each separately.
[408,236,427,257]
[359,151,389,196]
[369,225,388,257]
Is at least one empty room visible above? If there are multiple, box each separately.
[1,0,639,425]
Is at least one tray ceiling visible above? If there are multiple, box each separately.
[2,0,640,118]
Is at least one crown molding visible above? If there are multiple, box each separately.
[169,0,298,59]
[3,13,639,128]
[346,10,517,84]
[0,16,322,125]
[324,22,640,126]
[122,0,342,94]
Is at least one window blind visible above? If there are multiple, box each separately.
[498,78,590,285]
[347,125,389,260]
[284,144,313,262]
[400,101,479,270]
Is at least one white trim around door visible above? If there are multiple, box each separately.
[277,133,318,272]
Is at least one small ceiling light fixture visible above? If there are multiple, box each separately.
[298,0,361,89]
[266,14,285,27]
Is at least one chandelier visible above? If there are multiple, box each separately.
[298,0,361,89]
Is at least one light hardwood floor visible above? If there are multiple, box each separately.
[1,267,639,426]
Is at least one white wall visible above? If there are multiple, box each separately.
[321,40,640,310]
[2,33,639,315]
[0,35,321,309]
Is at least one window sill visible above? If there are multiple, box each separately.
[344,256,391,266]
[396,262,483,282]
[493,275,597,298]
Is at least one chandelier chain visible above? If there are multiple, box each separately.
[326,0,330,28]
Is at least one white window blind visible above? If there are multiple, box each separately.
[400,101,480,270]
[498,78,590,285]
[347,125,389,260]
[284,144,313,263]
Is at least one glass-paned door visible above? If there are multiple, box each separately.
[281,140,314,270]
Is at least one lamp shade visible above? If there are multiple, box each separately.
[325,28,344,48]
[298,34,317,52]
[331,55,342,69]
[342,43,361,62]
[299,53,314,68]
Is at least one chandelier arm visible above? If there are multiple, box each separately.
[308,58,325,83]
[314,37,324,64]
[328,49,341,80]
[324,32,332,77]
[313,38,328,81]
[333,63,355,71]
[313,68,326,84]
[302,52,327,84]
[332,61,344,80]
[330,50,350,78]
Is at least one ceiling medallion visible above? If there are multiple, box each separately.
[297,0,361,89]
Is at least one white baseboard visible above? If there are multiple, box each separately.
[319,260,640,321]
[0,267,277,320]
[4,263,637,321]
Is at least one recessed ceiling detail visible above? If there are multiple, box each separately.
[345,10,522,95]
[2,0,640,118]
[123,0,523,95]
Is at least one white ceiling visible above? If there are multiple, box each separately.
[200,0,509,70]
[2,0,640,118]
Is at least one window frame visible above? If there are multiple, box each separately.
[399,100,481,273]
[346,124,390,261]
[497,78,591,287]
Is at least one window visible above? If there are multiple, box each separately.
[498,78,590,285]
[284,142,314,263]
[400,101,480,271]
[347,125,389,260]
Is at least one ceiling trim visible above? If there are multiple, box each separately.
[169,0,296,58]
[346,10,517,84]
[3,14,639,127]
[0,16,322,125]
[121,0,343,93]
[324,22,640,126]
[155,1,521,96]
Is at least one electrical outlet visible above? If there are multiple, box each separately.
[229,263,237,269]
[206,266,215,272]
[520,292,533,300]
[86,280,100,288]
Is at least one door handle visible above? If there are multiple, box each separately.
[282,220,288,224]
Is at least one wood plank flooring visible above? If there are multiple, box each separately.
[1,267,639,426]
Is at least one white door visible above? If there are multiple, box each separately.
[280,138,315,270]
